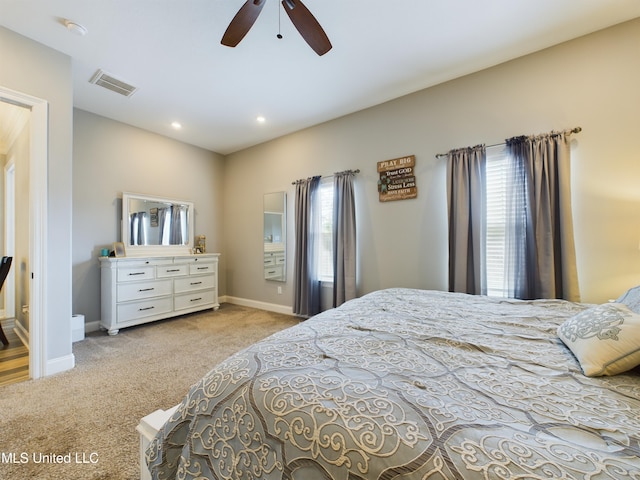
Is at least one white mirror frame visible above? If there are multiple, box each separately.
[122,192,194,257]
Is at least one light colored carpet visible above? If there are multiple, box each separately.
[0,304,299,480]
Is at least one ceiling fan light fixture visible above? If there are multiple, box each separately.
[221,0,331,56]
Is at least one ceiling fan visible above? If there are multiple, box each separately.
[221,0,332,56]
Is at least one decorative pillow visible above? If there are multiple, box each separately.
[616,285,640,314]
[558,303,640,376]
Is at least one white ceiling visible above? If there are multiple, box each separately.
[1,0,639,155]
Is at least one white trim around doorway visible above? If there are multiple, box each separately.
[0,86,48,380]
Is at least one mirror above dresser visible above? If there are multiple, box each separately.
[122,192,194,257]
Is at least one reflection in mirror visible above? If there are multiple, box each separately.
[264,192,286,281]
[128,197,189,246]
[122,192,194,257]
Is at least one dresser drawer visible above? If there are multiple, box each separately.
[157,264,188,278]
[174,289,215,311]
[118,266,155,282]
[174,275,215,294]
[117,279,172,303]
[117,297,173,323]
[189,263,215,275]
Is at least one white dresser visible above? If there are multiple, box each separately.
[100,254,219,335]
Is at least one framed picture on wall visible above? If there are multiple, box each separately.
[113,242,125,257]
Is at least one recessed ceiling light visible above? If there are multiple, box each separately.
[171,121,182,130]
[64,19,88,36]
[256,116,266,123]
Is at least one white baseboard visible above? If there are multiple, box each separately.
[223,296,294,316]
[85,320,101,333]
[45,353,75,376]
[13,320,29,349]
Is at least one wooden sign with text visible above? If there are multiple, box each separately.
[377,155,417,202]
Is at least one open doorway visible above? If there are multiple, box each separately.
[0,99,30,385]
[0,85,47,384]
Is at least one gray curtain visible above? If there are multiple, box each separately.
[130,212,148,245]
[293,176,321,317]
[159,205,187,245]
[169,205,187,245]
[446,145,487,295]
[504,132,580,301]
[159,207,170,245]
[332,171,357,307]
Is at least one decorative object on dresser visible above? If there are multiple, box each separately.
[195,234,206,254]
[112,241,125,257]
[100,254,219,335]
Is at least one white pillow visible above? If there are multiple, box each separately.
[558,303,640,376]
[616,285,640,314]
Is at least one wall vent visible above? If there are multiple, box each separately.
[89,69,137,97]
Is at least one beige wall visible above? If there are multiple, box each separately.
[224,18,640,306]
[72,110,226,323]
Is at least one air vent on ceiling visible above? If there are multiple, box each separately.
[89,69,137,97]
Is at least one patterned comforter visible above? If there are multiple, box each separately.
[147,288,640,479]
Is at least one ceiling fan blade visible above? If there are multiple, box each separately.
[282,0,332,56]
[221,0,267,47]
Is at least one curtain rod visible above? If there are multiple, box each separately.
[435,127,582,159]
[291,169,360,185]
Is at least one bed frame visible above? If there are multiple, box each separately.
[137,405,178,480]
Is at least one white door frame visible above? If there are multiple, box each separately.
[0,86,48,380]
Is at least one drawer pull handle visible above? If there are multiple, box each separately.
[197,267,208,270]
[166,269,181,273]
[139,287,155,292]
[139,306,155,311]
[129,272,145,276]
[267,270,276,274]
[190,297,202,302]
[191,281,202,285]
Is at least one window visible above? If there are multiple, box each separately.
[485,145,508,297]
[318,178,334,282]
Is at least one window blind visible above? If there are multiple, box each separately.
[318,178,334,282]
[486,144,508,297]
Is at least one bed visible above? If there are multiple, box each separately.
[144,288,640,479]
